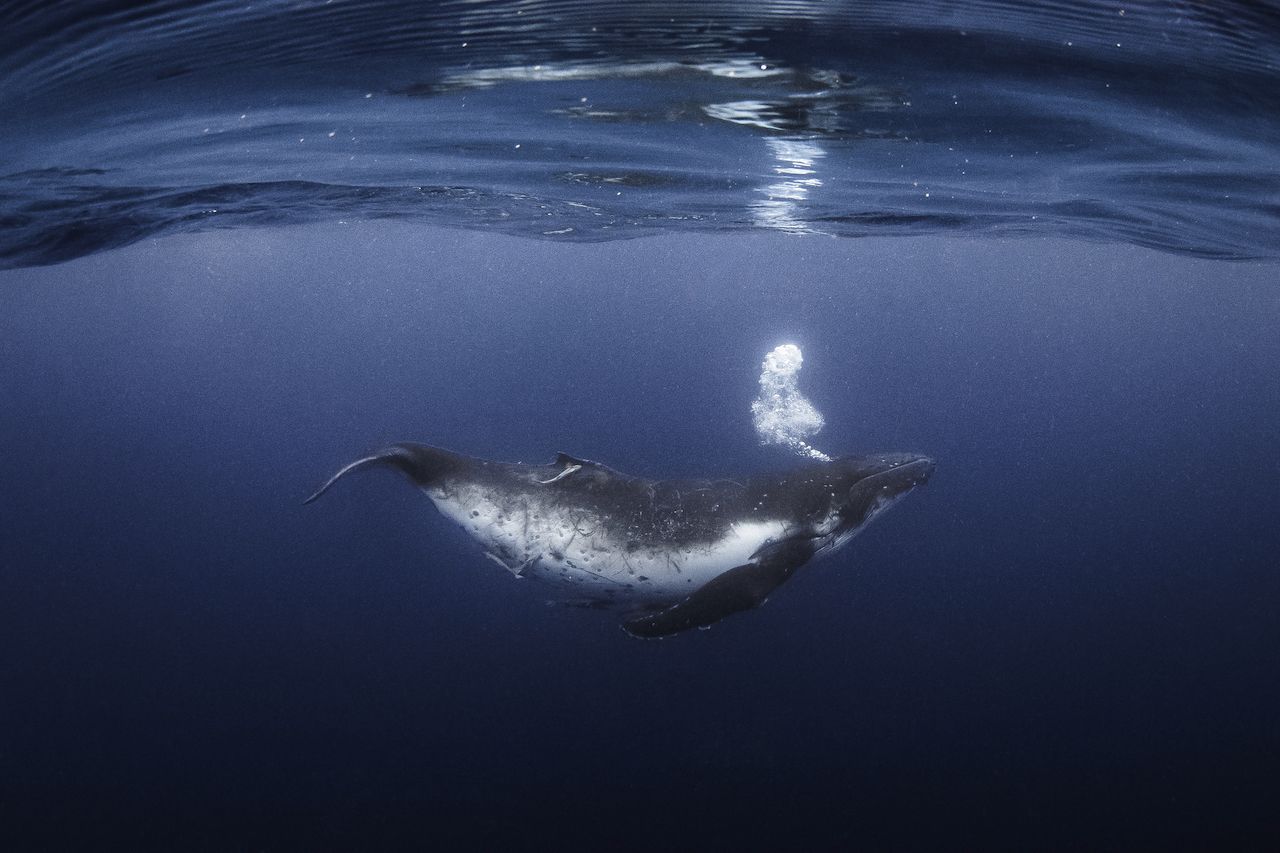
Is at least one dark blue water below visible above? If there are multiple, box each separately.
[2,226,1278,850]
[2,1,1280,850]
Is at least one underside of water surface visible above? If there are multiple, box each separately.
[2,0,1278,268]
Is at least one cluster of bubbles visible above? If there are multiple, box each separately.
[750,343,832,462]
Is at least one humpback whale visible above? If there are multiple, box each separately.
[306,444,933,637]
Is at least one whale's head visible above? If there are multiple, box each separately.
[805,452,934,557]
[841,451,934,510]
[839,452,934,521]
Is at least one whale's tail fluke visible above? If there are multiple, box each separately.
[303,443,463,504]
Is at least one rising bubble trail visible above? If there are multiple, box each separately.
[751,344,832,462]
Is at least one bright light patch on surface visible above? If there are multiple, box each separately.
[751,343,831,461]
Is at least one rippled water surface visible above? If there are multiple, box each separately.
[3,0,1278,266]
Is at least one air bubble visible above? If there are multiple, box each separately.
[751,344,831,461]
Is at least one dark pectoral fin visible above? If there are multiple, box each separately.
[622,548,808,639]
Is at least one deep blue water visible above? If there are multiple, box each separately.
[2,2,1280,851]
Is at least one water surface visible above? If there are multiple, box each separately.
[3,0,1278,265]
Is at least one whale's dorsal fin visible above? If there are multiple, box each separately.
[539,456,583,484]
[541,452,623,483]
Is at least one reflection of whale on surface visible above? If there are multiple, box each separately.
[306,443,934,638]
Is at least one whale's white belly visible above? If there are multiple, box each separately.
[428,487,786,602]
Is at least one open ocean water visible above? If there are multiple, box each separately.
[1,1,1279,850]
